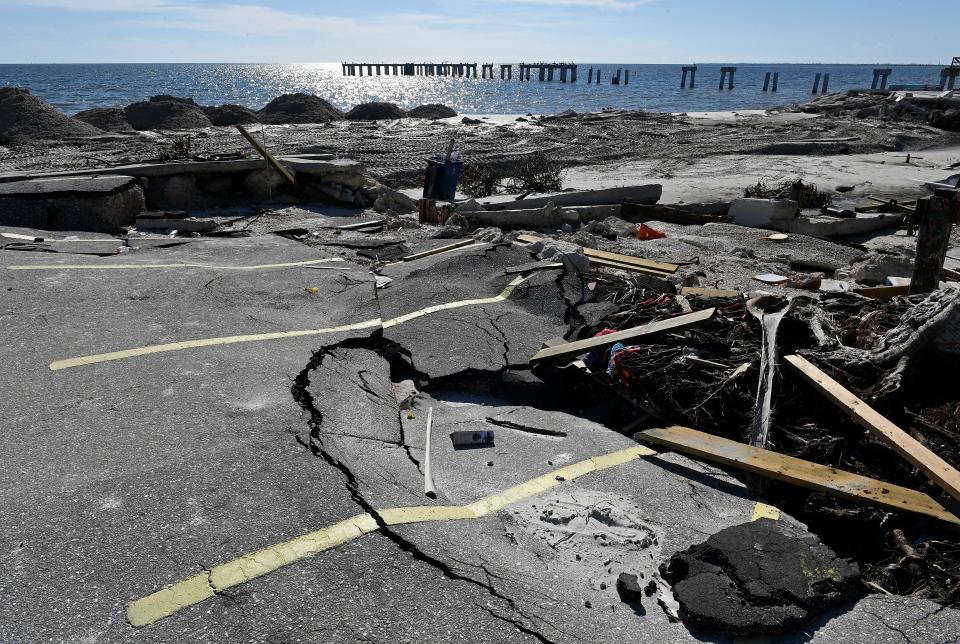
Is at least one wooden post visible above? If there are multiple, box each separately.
[763,71,771,91]
[235,125,296,187]
[771,71,779,92]
[910,191,957,294]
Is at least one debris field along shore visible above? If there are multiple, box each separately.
[2,84,960,643]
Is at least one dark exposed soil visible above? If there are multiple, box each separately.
[0,88,102,144]
[74,108,133,132]
[124,98,212,130]
[202,104,261,126]
[345,102,407,121]
[407,104,458,119]
[258,93,344,124]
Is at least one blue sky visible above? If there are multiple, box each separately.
[0,0,953,64]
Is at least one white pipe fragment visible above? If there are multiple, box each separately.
[424,407,436,498]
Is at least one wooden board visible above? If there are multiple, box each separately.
[336,220,386,231]
[853,285,910,301]
[401,239,476,262]
[515,234,679,273]
[588,257,673,278]
[785,355,960,504]
[637,425,960,527]
[235,125,296,186]
[529,308,715,364]
[581,247,679,274]
[680,287,741,299]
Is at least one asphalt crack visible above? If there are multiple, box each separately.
[291,340,560,644]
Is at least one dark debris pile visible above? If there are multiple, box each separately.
[566,271,960,605]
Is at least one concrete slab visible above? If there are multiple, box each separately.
[0,175,145,232]
[772,212,903,237]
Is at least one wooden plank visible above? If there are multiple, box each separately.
[785,354,960,504]
[401,239,476,262]
[637,425,960,527]
[530,308,715,364]
[336,219,386,231]
[235,125,296,186]
[588,257,673,278]
[582,247,679,274]
[852,285,910,301]
[515,234,679,273]
[680,286,741,299]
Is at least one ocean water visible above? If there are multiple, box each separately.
[0,62,949,116]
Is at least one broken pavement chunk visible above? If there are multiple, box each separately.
[660,519,862,637]
[729,198,798,227]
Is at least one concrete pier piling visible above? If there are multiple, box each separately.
[681,65,697,88]
[763,72,780,92]
[940,66,960,91]
[719,66,736,90]
[871,68,892,90]
[338,60,579,83]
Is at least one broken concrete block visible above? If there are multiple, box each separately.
[836,253,915,285]
[243,167,290,201]
[660,519,862,637]
[279,158,364,177]
[729,198,799,227]
[0,175,145,233]
[529,238,589,274]
[373,185,417,214]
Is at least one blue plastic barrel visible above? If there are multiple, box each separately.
[423,157,463,201]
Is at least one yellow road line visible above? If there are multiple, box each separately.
[6,258,345,271]
[381,275,526,328]
[127,444,657,627]
[49,320,382,371]
[50,276,530,371]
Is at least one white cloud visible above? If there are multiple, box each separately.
[499,0,654,8]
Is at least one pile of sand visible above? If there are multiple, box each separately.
[407,104,457,119]
[0,88,102,144]
[124,96,212,130]
[203,104,260,126]
[258,93,344,124]
[345,102,407,121]
[74,108,133,132]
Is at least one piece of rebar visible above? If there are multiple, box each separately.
[424,407,436,498]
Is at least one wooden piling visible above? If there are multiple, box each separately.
[910,191,958,294]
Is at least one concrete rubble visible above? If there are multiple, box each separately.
[2,89,960,643]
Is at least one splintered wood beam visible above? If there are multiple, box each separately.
[785,354,960,505]
[529,308,715,364]
[637,425,960,528]
[588,257,673,277]
[401,239,476,262]
[515,234,679,273]
[236,125,296,186]
[852,285,911,301]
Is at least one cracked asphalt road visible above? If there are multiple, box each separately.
[3,230,959,642]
